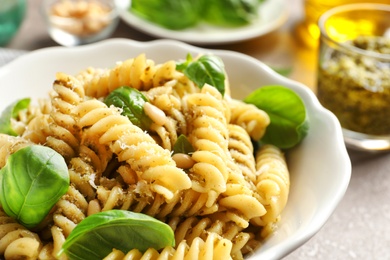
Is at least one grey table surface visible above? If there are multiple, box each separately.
[2,0,390,259]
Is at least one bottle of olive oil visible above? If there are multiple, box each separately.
[295,0,390,48]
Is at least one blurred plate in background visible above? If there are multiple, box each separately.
[115,0,288,45]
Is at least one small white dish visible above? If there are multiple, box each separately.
[0,38,351,259]
[115,0,288,45]
[42,0,120,46]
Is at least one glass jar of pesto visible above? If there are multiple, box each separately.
[317,3,390,151]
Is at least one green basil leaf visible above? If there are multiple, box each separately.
[203,0,260,27]
[130,0,202,30]
[177,54,226,96]
[244,85,309,149]
[0,98,30,136]
[176,53,193,71]
[271,66,293,77]
[173,135,195,155]
[0,145,69,228]
[59,210,175,260]
[104,86,153,130]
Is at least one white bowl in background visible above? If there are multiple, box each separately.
[0,39,351,259]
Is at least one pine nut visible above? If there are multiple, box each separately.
[172,153,195,169]
[87,199,101,216]
[144,102,167,126]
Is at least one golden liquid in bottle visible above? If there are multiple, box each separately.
[295,0,390,48]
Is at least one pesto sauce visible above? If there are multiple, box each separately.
[317,36,390,136]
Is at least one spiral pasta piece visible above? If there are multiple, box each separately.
[92,183,217,221]
[0,209,43,259]
[21,73,84,161]
[10,98,52,136]
[227,124,257,182]
[75,99,191,200]
[47,185,89,258]
[76,66,106,84]
[0,134,31,168]
[253,144,290,234]
[83,54,182,98]
[104,232,232,260]
[228,99,270,140]
[144,85,186,150]
[23,114,79,160]
[184,85,231,206]
[216,160,266,229]
[50,72,85,131]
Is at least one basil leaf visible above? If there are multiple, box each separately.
[104,86,153,130]
[177,54,226,96]
[0,98,30,136]
[176,53,193,71]
[131,0,202,30]
[271,66,293,77]
[203,0,260,27]
[173,134,194,155]
[0,145,69,228]
[244,85,309,149]
[59,210,175,260]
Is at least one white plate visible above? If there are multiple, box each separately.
[0,39,351,259]
[115,0,289,45]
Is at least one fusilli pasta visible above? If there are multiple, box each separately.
[0,53,291,260]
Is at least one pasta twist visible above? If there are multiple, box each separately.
[103,232,233,260]
[228,99,270,141]
[10,98,52,136]
[93,184,218,221]
[83,54,182,98]
[76,66,106,85]
[75,99,192,200]
[227,124,257,182]
[68,145,109,202]
[169,215,249,258]
[50,72,85,132]
[218,160,266,229]
[184,85,231,207]
[0,209,43,259]
[46,185,89,258]
[21,73,84,161]
[252,144,290,235]
[144,85,185,150]
[0,134,31,168]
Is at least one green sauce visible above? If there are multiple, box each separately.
[317,36,390,136]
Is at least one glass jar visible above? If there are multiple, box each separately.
[317,3,390,151]
[41,0,119,46]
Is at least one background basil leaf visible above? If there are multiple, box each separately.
[0,145,69,228]
[244,85,309,149]
[59,210,175,260]
[131,0,202,30]
[177,54,226,96]
[203,0,260,26]
[130,0,261,28]
[104,86,153,130]
[0,98,30,136]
